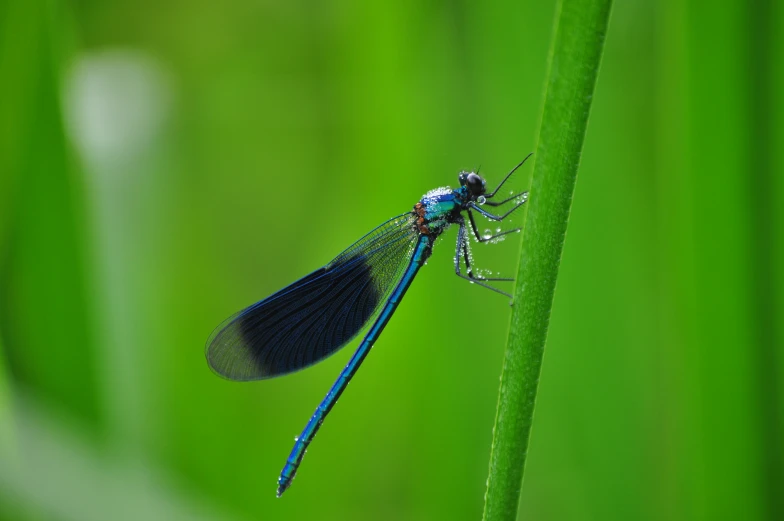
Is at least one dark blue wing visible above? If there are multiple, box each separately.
[206,213,420,381]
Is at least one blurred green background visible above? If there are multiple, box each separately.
[1,0,782,520]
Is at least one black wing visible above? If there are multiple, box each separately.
[206,213,420,380]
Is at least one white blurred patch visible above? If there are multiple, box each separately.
[63,49,173,168]
[60,49,175,453]
[0,391,246,521]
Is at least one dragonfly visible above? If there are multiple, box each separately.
[206,154,532,496]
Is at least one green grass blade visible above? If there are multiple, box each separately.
[482,0,613,519]
[0,333,12,456]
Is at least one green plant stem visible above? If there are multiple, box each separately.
[482,0,613,519]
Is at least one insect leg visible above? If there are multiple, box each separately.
[454,219,513,297]
[469,193,529,221]
[484,153,533,198]
[467,209,521,243]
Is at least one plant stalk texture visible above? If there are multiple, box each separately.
[482,0,613,519]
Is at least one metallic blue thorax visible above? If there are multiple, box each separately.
[415,186,469,237]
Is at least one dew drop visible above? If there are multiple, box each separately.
[477,195,487,205]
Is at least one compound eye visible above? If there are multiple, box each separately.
[466,173,486,195]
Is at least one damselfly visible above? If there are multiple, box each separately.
[206,154,532,496]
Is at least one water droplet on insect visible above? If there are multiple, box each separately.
[477,195,486,205]
[483,229,493,240]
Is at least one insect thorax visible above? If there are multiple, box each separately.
[412,187,462,237]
